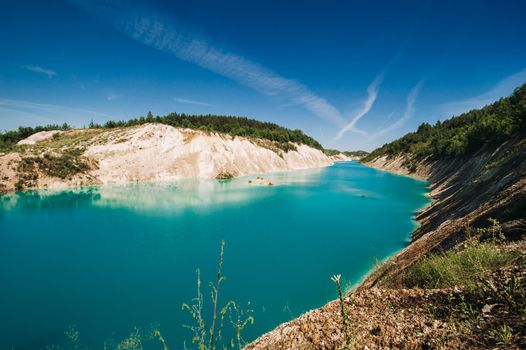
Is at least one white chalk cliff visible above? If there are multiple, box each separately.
[1,123,333,191]
[85,123,333,183]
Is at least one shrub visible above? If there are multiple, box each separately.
[40,152,90,179]
[15,149,91,191]
[277,142,297,153]
[215,171,235,180]
[17,149,90,184]
[14,180,25,191]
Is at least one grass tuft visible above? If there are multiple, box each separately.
[404,242,513,289]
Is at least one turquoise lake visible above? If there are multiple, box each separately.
[0,161,430,349]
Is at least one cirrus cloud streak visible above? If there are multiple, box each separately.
[72,0,347,127]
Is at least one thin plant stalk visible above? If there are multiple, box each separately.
[153,329,169,350]
[196,269,206,350]
[209,240,225,350]
[331,274,351,347]
[181,268,207,349]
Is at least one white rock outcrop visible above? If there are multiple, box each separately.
[83,123,333,184]
[17,130,63,145]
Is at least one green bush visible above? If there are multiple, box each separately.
[17,150,90,181]
[41,152,90,179]
[277,142,298,152]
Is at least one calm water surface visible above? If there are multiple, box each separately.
[0,161,429,349]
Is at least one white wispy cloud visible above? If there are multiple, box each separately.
[174,97,211,106]
[373,81,423,137]
[106,93,120,101]
[24,65,56,78]
[72,1,347,127]
[441,68,526,117]
[335,74,383,139]
[374,111,395,131]
[0,97,114,127]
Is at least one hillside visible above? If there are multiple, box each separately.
[0,113,323,154]
[363,84,526,164]
[0,122,335,193]
[245,85,526,349]
[360,85,526,284]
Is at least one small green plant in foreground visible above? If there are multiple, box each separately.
[489,324,513,346]
[474,218,506,242]
[331,274,353,349]
[153,329,169,350]
[182,240,254,350]
[42,241,252,350]
[404,241,513,289]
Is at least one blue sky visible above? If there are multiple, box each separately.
[1,0,525,151]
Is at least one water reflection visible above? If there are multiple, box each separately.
[0,167,327,214]
[0,188,100,212]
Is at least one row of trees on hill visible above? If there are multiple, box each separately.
[91,112,323,150]
[0,113,323,152]
[0,123,72,151]
[363,83,526,161]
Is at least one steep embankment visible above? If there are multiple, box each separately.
[246,85,526,349]
[361,134,526,289]
[0,123,333,192]
[360,84,526,288]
